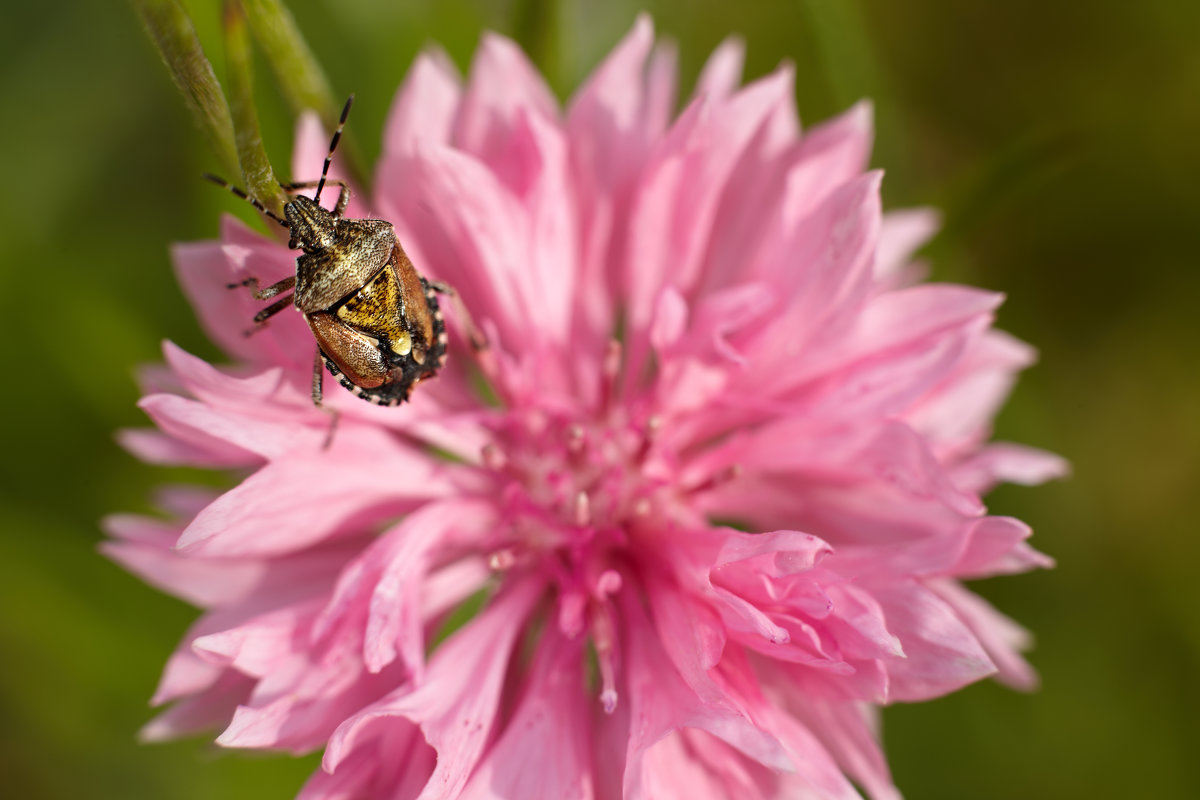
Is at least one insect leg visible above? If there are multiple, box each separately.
[312,351,340,449]
[252,292,295,324]
[430,281,489,352]
[228,275,297,300]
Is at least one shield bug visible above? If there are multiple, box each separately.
[206,96,454,417]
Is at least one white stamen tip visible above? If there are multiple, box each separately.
[488,548,516,571]
[600,688,619,714]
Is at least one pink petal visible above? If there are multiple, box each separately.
[694,36,745,103]
[514,109,580,347]
[904,329,1036,448]
[383,48,461,156]
[930,578,1039,690]
[362,500,497,675]
[766,678,896,800]
[300,724,434,800]
[323,578,544,797]
[873,581,997,701]
[100,518,263,608]
[780,101,874,226]
[140,671,254,742]
[173,216,311,369]
[629,66,798,319]
[567,14,657,192]
[617,588,792,800]
[137,394,304,463]
[192,599,321,677]
[822,583,906,662]
[875,208,940,285]
[116,427,251,468]
[150,639,226,707]
[459,629,595,800]
[745,171,884,378]
[951,442,1071,494]
[951,516,1054,578]
[453,32,559,172]
[396,144,536,349]
[176,435,471,557]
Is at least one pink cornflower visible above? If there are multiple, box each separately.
[107,17,1065,799]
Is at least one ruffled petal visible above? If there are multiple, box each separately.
[176,435,474,557]
[459,629,595,800]
[322,578,543,797]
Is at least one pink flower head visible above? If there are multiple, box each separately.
[108,17,1066,799]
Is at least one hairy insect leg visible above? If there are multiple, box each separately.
[228,274,297,300]
[429,281,489,352]
[312,351,340,449]
[282,180,351,219]
[253,292,295,324]
[241,292,295,337]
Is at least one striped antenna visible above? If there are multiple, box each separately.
[203,173,289,228]
[314,95,354,206]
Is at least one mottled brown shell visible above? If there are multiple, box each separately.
[293,218,395,312]
[305,240,446,405]
[282,191,446,405]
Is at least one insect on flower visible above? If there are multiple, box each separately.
[206,96,455,419]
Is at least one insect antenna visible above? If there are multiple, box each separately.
[203,173,289,229]
[313,94,354,206]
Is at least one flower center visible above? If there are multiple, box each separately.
[484,408,664,547]
[479,406,668,712]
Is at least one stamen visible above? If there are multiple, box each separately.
[573,491,592,527]
[603,339,623,380]
[482,443,507,471]
[595,570,622,599]
[599,339,623,412]
[557,590,586,638]
[591,605,619,714]
[565,424,586,454]
[488,548,517,571]
[634,415,661,462]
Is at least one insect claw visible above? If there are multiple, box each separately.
[228,277,259,292]
[320,409,340,450]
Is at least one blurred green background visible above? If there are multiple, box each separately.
[1,0,1196,797]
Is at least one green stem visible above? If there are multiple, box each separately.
[513,0,562,94]
[237,0,365,184]
[132,0,239,178]
[223,0,287,218]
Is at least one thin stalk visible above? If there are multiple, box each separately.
[132,0,239,178]
[223,0,287,218]
[237,0,365,185]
